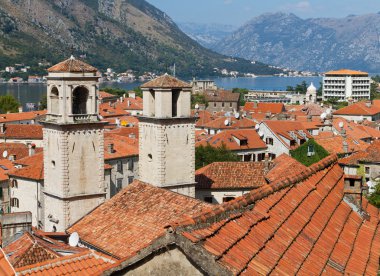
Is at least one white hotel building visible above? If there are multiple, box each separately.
[322,69,370,102]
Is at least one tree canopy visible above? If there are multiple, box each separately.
[195,143,240,170]
[0,95,20,113]
[290,139,329,167]
[367,180,380,208]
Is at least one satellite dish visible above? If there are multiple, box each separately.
[320,113,327,120]
[258,130,264,137]
[339,122,344,128]
[195,104,199,110]
[69,232,80,247]
[255,124,260,130]
[2,151,8,158]
[224,119,229,126]
[234,113,240,119]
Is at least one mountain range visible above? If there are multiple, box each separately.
[209,12,380,72]
[0,0,281,77]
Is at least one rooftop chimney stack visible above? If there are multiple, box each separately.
[0,123,5,134]
[107,143,114,154]
[28,144,36,156]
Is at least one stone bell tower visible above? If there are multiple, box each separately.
[139,74,196,197]
[41,56,106,232]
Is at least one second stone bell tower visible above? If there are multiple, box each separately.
[139,74,196,197]
[41,56,106,232]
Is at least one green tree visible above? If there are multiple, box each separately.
[232,88,248,106]
[290,139,329,167]
[39,95,47,110]
[191,94,207,108]
[0,95,20,113]
[370,76,380,100]
[101,86,142,98]
[367,180,380,208]
[317,81,323,96]
[195,143,240,170]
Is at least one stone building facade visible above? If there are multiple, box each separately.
[139,74,196,197]
[41,57,106,232]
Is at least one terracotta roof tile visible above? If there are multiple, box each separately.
[339,140,380,165]
[196,162,268,189]
[0,143,43,161]
[196,129,267,151]
[0,248,15,276]
[47,57,98,73]
[243,102,285,114]
[199,116,256,130]
[266,154,307,182]
[67,181,212,259]
[141,74,191,89]
[314,134,368,155]
[104,134,139,160]
[15,251,115,275]
[99,91,117,99]
[204,90,240,102]
[333,100,380,116]
[325,69,368,76]
[169,154,380,275]
[0,124,42,140]
[0,111,46,124]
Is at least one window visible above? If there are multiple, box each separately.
[128,176,134,184]
[11,179,18,188]
[265,137,273,145]
[365,167,370,174]
[172,89,180,117]
[50,87,59,114]
[222,102,225,107]
[230,102,232,107]
[116,178,123,191]
[214,102,216,107]
[128,159,134,171]
[223,197,235,203]
[349,179,356,187]
[204,196,213,203]
[72,86,89,114]
[51,161,56,168]
[117,161,123,172]
[148,154,153,162]
[11,198,19,208]
[243,154,251,162]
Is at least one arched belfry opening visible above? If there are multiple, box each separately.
[50,87,59,114]
[72,86,89,114]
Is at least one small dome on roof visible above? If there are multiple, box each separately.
[307,82,317,93]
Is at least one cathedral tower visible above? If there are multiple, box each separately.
[42,56,106,232]
[139,74,196,197]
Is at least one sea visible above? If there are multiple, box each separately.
[0,76,322,111]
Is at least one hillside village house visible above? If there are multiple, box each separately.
[195,162,268,204]
[191,79,217,94]
[204,89,240,113]
[258,120,312,158]
[197,129,267,162]
[196,115,256,135]
[333,100,380,122]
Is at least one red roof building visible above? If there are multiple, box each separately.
[333,100,380,122]
[243,102,285,114]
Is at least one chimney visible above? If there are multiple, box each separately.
[28,144,36,156]
[341,128,347,138]
[107,143,114,154]
[343,175,368,216]
[129,91,136,99]
[18,106,23,113]
[0,123,5,134]
[127,100,131,107]
[307,115,312,122]
[108,102,112,107]
[120,97,123,103]
[343,141,348,154]
[253,101,258,108]
[264,150,271,174]
[366,100,372,108]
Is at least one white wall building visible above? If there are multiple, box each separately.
[323,69,370,101]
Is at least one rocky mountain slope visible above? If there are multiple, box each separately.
[214,12,380,72]
[0,0,281,77]
[178,22,236,49]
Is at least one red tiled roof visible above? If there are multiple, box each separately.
[47,57,98,73]
[141,74,191,89]
[266,153,307,182]
[67,180,212,259]
[15,251,115,276]
[200,116,256,130]
[117,97,143,111]
[13,152,43,167]
[171,155,380,275]
[0,248,15,276]
[333,100,380,116]
[196,129,267,151]
[0,111,46,123]
[204,90,240,102]
[333,117,372,141]
[340,140,380,165]
[0,143,43,161]
[0,159,14,181]
[243,102,285,114]
[325,69,368,76]
[196,162,267,189]
[99,102,130,118]
[99,91,117,99]
[0,124,43,140]
[104,134,139,160]
[314,134,368,155]
[7,164,43,181]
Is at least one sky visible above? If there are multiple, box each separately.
[147,0,380,26]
